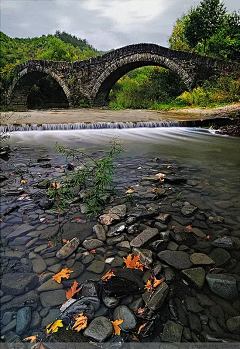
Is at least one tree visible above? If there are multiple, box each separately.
[168,16,191,51]
[184,0,227,53]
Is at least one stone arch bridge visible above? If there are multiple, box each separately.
[8,43,238,109]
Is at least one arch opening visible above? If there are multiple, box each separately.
[9,70,70,110]
[92,55,192,107]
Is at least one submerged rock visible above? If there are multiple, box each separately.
[16,307,32,335]
[83,316,113,342]
[157,250,193,270]
[161,320,183,342]
[1,273,39,296]
[99,214,120,226]
[143,282,169,310]
[181,267,205,289]
[130,228,159,248]
[206,274,238,300]
[113,305,137,331]
[56,237,80,259]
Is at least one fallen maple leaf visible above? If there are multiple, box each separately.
[72,313,88,332]
[52,268,73,283]
[66,280,82,300]
[125,189,134,194]
[145,275,163,292]
[137,308,146,314]
[111,319,124,335]
[50,182,62,189]
[23,335,38,343]
[137,322,147,334]
[101,268,115,281]
[31,343,45,349]
[123,253,144,271]
[185,225,192,230]
[132,334,140,341]
[37,272,45,280]
[46,319,63,334]
[47,240,55,247]
[62,238,68,243]
[206,235,210,240]
[89,249,96,254]
[19,193,29,197]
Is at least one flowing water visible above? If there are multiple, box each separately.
[1,126,240,343]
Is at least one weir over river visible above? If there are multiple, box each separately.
[0,118,240,345]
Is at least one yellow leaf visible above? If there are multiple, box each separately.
[72,313,88,332]
[125,189,134,194]
[66,281,82,300]
[111,319,124,335]
[52,268,73,283]
[46,320,63,334]
[23,335,38,342]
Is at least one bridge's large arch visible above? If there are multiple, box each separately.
[9,66,71,109]
[91,53,194,106]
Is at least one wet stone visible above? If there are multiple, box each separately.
[102,292,119,308]
[93,224,106,241]
[48,263,62,273]
[209,248,231,266]
[109,204,127,218]
[40,289,66,308]
[29,252,47,273]
[133,248,153,266]
[29,310,41,330]
[192,228,206,238]
[190,253,215,265]
[181,267,205,289]
[143,282,169,310]
[56,237,80,259]
[1,319,17,335]
[116,241,131,252]
[226,316,240,334]
[107,222,127,237]
[206,274,238,300]
[130,228,159,248]
[68,261,85,279]
[87,260,105,274]
[113,305,137,331]
[16,306,31,335]
[2,312,14,326]
[111,256,124,267]
[107,234,126,246]
[167,241,179,251]
[5,224,35,241]
[155,213,171,224]
[82,239,104,250]
[83,316,113,342]
[9,236,32,246]
[1,273,39,296]
[82,254,95,265]
[211,236,235,249]
[37,278,63,292]
[161,320,183,342]
[99,214,120,226]
[157,250,193,270]
[41,309,61,328]
[188,312,202,333]
[185,296,203,313]
[181,205,197,216]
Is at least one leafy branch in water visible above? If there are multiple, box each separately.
[48,138,124,217]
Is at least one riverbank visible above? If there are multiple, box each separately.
[1,132,240,344]
[1,103,240,125]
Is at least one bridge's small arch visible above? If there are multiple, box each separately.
[9,66,71,110]
[91,53,194,106]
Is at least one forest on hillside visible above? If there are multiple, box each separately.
[0,0,239,109]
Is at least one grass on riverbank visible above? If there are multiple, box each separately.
[109,73,240,111]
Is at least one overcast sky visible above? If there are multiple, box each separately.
[1,0,239,51]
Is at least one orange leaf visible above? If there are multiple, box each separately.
[37,272,45,280]
[23,335,38,343]
[137,307,146,314]
[123,253,144,271]
[52,268,73,283]
[47,241,55,247]
[125,189,134,194]
[137,322,147,334]
[200,118,204,121]
[19,193,29,197]
[145,275,163,292]
[111,319,124,335]
[89,249,96,254]
[101,268,115,281]
[66,280,82,300]
[206,235,210,240]
[132,334,140,341]
[72,313,88,332]
[62,239,68,243]
[185,225,192,230]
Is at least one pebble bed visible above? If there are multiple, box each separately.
[0,143,240,345]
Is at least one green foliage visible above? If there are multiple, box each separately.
[169,0,240,61]
[48,138,124,217]
[109,66,186,109]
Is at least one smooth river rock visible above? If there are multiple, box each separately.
[56,237,80,259]
[83,316,113,342]
[157,250,193,270]
[206,274,238,300]
[113,305,137,331]
[16,307,32,335]
[130,228,159,248]
[181,267,206,289]
[1,273,39,296]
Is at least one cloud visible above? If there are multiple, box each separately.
[82,0,168,33]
